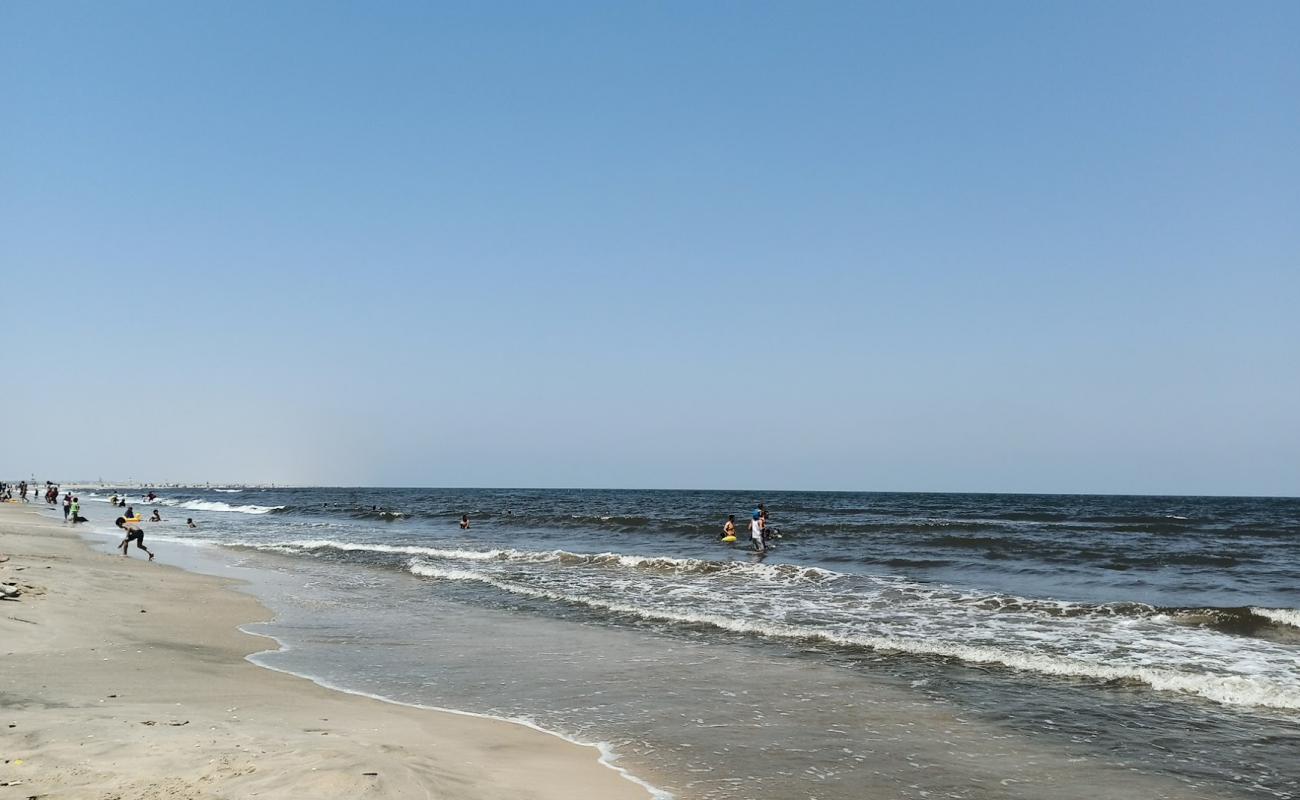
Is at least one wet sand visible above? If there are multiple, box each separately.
[0,504,650,799]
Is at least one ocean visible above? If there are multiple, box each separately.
[69,488,1300,799]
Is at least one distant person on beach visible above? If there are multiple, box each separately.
[115,516,155,560]
[460,514,470,529]
[62,493,71,520]
[723,514,736,541]
[187,518,197,528]
[150,509,162,522]
[750,510,765,552]
[69,497,80,523]
[109,494,118,506]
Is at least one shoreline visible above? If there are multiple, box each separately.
[0,503,657,799]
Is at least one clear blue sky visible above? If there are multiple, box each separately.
[2,2,1297,494]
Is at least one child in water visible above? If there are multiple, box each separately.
[722,514,736,541]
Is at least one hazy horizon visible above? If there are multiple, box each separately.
[4,2,1296,497]
[27,479,1299,500]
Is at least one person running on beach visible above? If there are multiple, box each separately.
[149,509,162,522]
[722,514,736,541]
[115,516,154,560]
[460,514,470,529]
[749,510,765,552]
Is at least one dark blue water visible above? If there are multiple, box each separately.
[77,488,1300,799]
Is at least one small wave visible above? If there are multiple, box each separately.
[230,539,1298,636]
[214,488,243,493]
[406,561,1300,710]
[1252,608,1300,629]
[176,500,283,514]
[927,535,1014,550]
[252,540,501,560]
[1083,515,1197,526]
[264,505,409,521]
[241,540,840,583]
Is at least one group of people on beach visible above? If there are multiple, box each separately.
[0,480,32,502]
[723,502,779,552]
[0,480,67,507]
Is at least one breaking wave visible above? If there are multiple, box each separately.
[160,499,283,514]
[408,560,1300,711]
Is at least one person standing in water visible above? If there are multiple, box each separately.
[460,514,470,529]
[722,514,736,541]
[759,502,775,549]
[749,509,765,552]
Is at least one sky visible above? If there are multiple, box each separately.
[2,1,1297,495]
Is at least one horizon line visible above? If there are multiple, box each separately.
[37,481,1300,501]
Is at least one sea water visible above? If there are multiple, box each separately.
[70,488,1300,799]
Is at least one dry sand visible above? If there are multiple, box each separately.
[0,504,651,799]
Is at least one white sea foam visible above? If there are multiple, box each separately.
[262,540,508,560]
[175,500,281,514]
[215,488,243,493]
[250,540,842,583]
[1252,608,1300,629]
[407,561,1300,711]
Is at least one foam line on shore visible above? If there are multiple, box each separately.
[239,626,672,800]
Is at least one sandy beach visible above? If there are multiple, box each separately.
[0,504,649,800]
